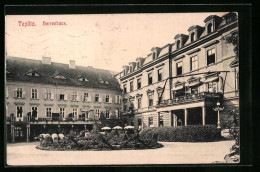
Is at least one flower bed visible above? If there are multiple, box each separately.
[36,130,163,151]
[140,125,221,142]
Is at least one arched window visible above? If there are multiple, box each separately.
[191,32,195,42]
[207,23,213,34]
[176,40,181,49]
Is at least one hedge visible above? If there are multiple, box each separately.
[140,125,221,142]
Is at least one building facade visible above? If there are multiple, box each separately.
[116,12,239,130]
[5,56,122,142]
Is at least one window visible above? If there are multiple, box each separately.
[72,92,77,101]
[130,101,134,110]
[16,106,23,118]
[148,73,153,85]
[159,116,164,127]
[46,89,51,100]
[138,98,142,109]
[176,40,181,49]
[95,94,100,102]
[148,94,153,107]
[190,55,198,71]
[130,119,134,126]
[130,81,133,92]
[148,117,153,126]
[105,109,110,119]
[46,108,52,117]
[138,118,142,126]
[16,87,23,98]
[137,78,141,89]
[95,109,100,118]
[207,23,213,34]
[72,108,77,118]
[31,88,38,99]
[31,107,38,118]
[60,108,65,118]
[207,48,216,65]
[105,94,110,103]
[191,32,195,42]
[123,84,127,94]
[83,93,88,102]
[176,62,183,76]
[191,87,199,94]
[59,94,65,100]
[123,102,127,111]
[158,69,162,81]
[208,82,217,93]
[115,109,119,118]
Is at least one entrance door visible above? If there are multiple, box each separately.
[14,126,26,142]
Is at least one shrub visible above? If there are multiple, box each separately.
[140,125,221,142]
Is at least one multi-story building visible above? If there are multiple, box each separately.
[5,56,122,142]
[116,12,239,130]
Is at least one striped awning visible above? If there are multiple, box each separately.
[186,81,201,87]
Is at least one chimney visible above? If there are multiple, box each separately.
[69,60,76,69]
[42,57,51,65]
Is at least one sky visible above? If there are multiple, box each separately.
[5,12,227,72]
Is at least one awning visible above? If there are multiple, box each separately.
[186,81,201,87]
[173,85,184,91]
[202,76,219,83]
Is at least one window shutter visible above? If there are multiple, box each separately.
[64,94,67,100]
[109,95,112,103]
[115,95,118,104]
[31,88,33,98]
[14,87,17,97]
[99,95,102,103]
[203,83,208,92]
[6,86,8,98]
[76,93,79,101]
[51,90,54,100]
[22,91,26,98]
[43,89,46,99]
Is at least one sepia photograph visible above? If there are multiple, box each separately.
[5,10,240,166]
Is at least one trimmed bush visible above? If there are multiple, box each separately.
[140,125,221,142]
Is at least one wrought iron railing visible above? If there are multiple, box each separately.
[157,92,222,106]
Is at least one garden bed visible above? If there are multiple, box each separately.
[37,130,163,151]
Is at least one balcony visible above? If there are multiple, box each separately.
[156,92,223,107]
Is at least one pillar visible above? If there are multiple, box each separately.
[184,109,188,126]
[170,111,173,127]
[202,106,206,125]
[157,112,160,127]
[11,125,15,143]
[26,124,30,142]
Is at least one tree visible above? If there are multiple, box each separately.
[225,107,240,162]
[224,31,239,59]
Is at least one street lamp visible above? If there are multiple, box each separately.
[213,101,224,129]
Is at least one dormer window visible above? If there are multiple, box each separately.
[79,77,89,82]
[176,40,181,49]
[207,23,213,34]
[190,32,195,42]
[26,72,40,77]
[152,52,156,60]
[54,74,66,79]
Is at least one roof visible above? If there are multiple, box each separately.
[6,56,121,91]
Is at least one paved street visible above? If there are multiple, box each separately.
[6,140,235,165]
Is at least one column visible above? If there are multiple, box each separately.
[157,112,160,127]
[184,109,188,126]
[11,125,15,143]
[202,106,206,125]
[169,111,173,127]
[26,124,30,142]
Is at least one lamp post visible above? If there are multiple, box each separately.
[213,101,224,129]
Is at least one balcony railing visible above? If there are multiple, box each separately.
[157,92,222,106]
